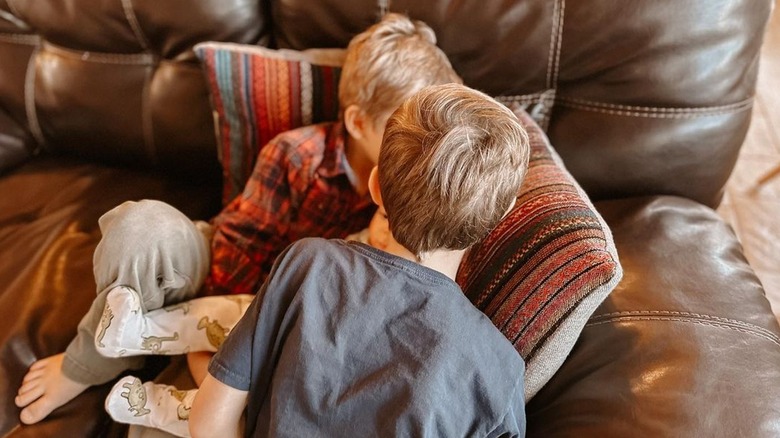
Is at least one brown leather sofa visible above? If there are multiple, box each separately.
[1,1,779,437]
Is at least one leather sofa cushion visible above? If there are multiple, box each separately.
[0,157,221,436]
[0,0,268,177]
[0,109,34,172]
[527,196,780,436]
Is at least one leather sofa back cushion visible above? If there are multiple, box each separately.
[0,109,34,173]
[195,42,622,399]
[266,0,770,208]
[0,0,771,204]
[0,0,268,177]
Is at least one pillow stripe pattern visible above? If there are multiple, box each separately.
[456,109,621,398]
[194,43,341,204]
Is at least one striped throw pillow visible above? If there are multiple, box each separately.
[194,42,343,204]
[456,109,622,400]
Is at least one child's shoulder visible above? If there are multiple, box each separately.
[271,238,357,284]
[284,237,346,263]
[288,236,332,252]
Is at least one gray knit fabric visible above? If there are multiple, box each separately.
[62,200,211,384]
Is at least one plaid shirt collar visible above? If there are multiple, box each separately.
[317,121,354,180]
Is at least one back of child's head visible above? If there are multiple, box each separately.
[378,83,530,259]
[339,13,462,122]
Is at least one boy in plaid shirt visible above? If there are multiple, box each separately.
[15,13,460,426]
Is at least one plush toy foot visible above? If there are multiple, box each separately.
[105,376,195,438]
[95,287,253,357]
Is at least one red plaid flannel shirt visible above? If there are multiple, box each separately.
[206,122,375,295]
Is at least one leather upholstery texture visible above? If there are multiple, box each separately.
[0,0,777,436]
[243,0,769,207]
[529,196,780,436]
[0,0,267,176]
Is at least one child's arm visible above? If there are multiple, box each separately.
[189,372,248,438]
[187,351,213,386]
[208,139,298,296]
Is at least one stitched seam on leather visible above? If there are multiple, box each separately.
[594,309,761,323]
[605,310,770,331]
[121,0,151,52]
[552,0,565,88]
[5,0,23,21]
[119,0,157,168]
[547,0,563,89]
[496,93,547,103]
[0,32,39,44]
[592,310,778,336]
[5,424,23,435]
[24,45,45,148]
[559,97,753,113]
[41,41,154,65]
[140,65,157,166]
[587,311,780,346]
[377,0,391,17]
[585,316,780,347]
[556,97,753,118]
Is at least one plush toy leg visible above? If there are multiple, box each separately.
[105,376,196,438]
[95,286,253,357]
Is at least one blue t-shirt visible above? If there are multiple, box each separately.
[209,238,526,437]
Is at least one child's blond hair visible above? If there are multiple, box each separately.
[378,83,530,258]
[339,13,461,123]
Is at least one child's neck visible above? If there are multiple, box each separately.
[344,136,374,196]
[382,238,465,281]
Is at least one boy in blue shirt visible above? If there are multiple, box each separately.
[190,83,531,437]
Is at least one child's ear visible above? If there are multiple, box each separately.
[344,104,366,141]
[368,166,383,208]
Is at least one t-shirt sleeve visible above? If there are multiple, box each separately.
[489,396,526,438]
[486,365,527,438]
[208,293,261,391]
[208,242,306,392]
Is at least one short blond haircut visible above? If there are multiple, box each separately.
[339,13,462,122]
[378,83,530,258]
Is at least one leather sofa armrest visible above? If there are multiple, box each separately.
[527,196,780,436]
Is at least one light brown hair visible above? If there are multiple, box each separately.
[339,13,462,123]
[378,83,530,258]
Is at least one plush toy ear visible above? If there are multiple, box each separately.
[368,166,383,208]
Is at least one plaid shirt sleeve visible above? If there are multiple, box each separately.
[206,134,306,296]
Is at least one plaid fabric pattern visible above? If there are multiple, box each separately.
[194,43,342,204]
[456,110,620,362]
[206,122,375,296]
